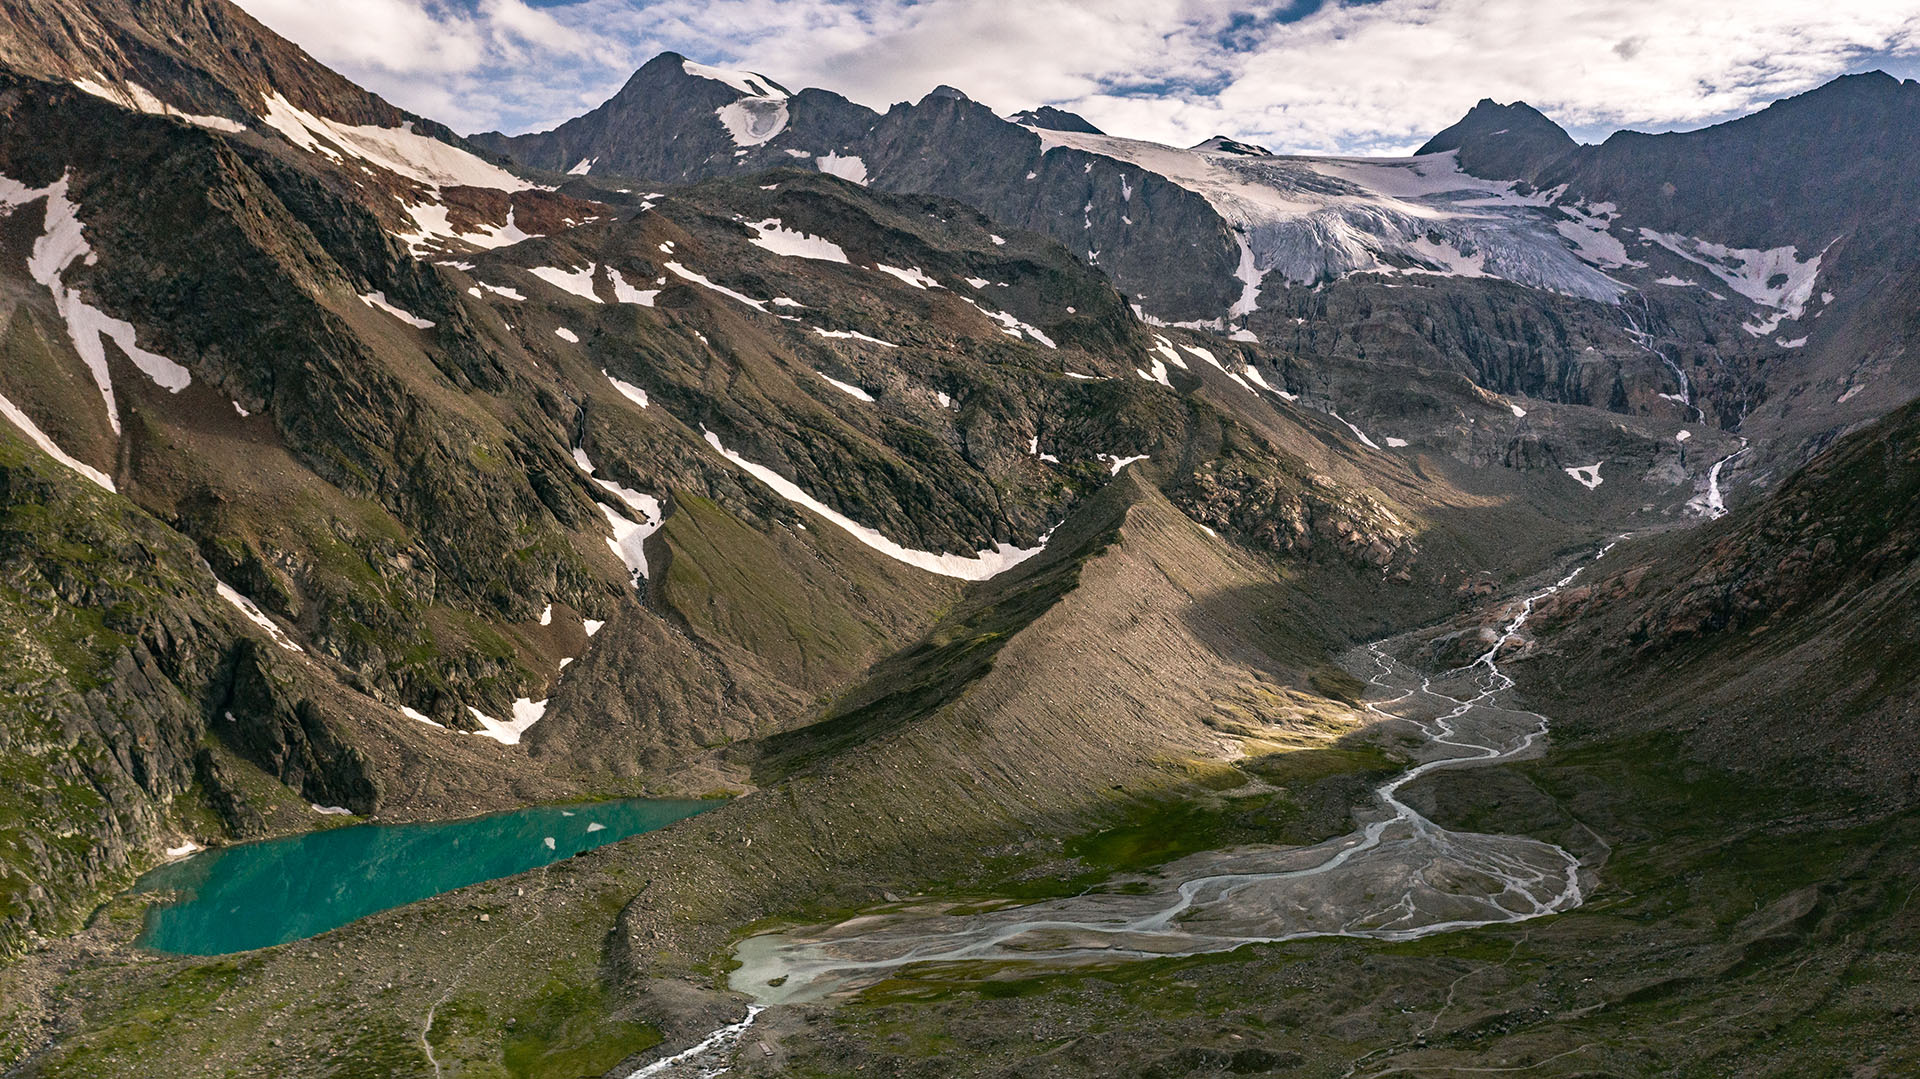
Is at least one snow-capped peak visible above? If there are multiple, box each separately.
[1191,136,1273,157]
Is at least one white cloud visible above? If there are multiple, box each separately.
[237,0,487,76]
[234,0,1920,152]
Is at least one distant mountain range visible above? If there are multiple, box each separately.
[475,53,1920,474]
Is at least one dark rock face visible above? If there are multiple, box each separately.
[215,639,380,814]
[475,59,1245,321]
[1415,98,1575,183]
[469,52,880,184]
[1537,73,1920,252]
[0,445,229,954]
[859,92,1244,320]
[1008,106,1101,134]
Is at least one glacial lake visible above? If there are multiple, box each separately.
[133,799,715,955]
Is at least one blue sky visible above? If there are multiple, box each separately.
[237,0,1920,155]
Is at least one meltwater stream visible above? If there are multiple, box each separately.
[719,546,1617,1010]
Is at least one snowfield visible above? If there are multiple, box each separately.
[258,93,529,191]
[1025,129,1627,313]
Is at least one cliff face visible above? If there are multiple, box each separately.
[0,440,225,951]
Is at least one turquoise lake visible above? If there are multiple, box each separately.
[134,799,714,956]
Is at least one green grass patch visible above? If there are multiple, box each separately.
[501,981,661,1079]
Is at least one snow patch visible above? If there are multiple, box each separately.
[1327,409,1381,451]
[717,98,790,147]
[682,60,788,98]
[1563,463,1604,490]
[311,804,353,816]
[746,218,848,262]
[816,153,868,185]
[958,297,1055,347]
[1639,231,1825,336]
[1180,342,1256,393]
[0,389,114,490]
[818,373,874,401]
[258,93,528,190]
[359,290,434,328]
[467,699,548,745]
[1242,365,1294,399]
[468,281,526,301]
[529,263,602,302]
[567,157,595,175]
[812,327,897,348]
[215,577,302,652]
[599,504,657,584]
[1,173,192,433]
[604,372,649,408]
[703,429,1044,581]
[398,201,537,255]
[554,327,579,343]
[72,78,246,133]
[1554,203,1638,270]
[666,262,768,311]
[608,268,659,306]
[874,264,942,290]
[574,447,664,583]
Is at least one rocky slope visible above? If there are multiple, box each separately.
[1527,393,1920,802]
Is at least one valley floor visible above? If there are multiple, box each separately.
[9,549,1915,1079]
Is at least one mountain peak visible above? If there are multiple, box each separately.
[1418,98,1574,180]
[1192,135,1271,156]
[925,84,971,102]
[1419,99,1569,153]
[1009,106,1102,134]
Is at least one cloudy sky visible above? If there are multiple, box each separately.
[234,0,1920,155]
